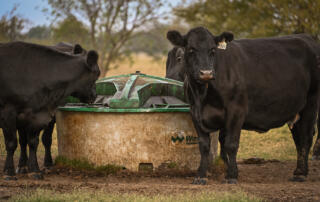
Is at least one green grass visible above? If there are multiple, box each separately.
[10,189,262,202]
[55,156,123,175]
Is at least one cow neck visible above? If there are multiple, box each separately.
[185,76,208,125]
[185,75,225,132]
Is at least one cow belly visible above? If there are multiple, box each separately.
[243,92,307,132]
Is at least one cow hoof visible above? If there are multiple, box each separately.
[311,155,320,160]
[3,175,17,181]
[191,177,207,185]
[290,175,306,182]
[28,172,44,180]
[223,178,238,184]
[16,166,28,174]
[42,167,53,174]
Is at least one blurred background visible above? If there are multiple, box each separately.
[1,0,319,77]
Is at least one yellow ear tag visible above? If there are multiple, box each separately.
[218,39,227,50]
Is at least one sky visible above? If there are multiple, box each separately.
[0,0,183,31]
[0,0,51,27]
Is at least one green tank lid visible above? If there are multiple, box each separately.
[60,72,190,112]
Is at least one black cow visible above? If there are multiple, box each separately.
[167,27,320,184]
[166,47,185,81]
[0,41,100,180]
[16,42,86,176]
[165,46,220,165]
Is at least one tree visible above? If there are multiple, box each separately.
[175,0,320,40]
[27,25,51,40]
[52,16,90,45]
[44,0,168,77]
[0,5,28,42]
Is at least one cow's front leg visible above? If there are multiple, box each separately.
[2,106,18,180]
[223,109,245,184]
[192,124,210,185]
[2,128,18,180]
[27,129,43,180]
[16,128,28,174]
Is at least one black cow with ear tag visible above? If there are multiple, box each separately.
[167,26,320,185]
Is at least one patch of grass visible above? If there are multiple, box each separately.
[10,188,262,202]
[0,129,58,158]
[210,156,226,175]
[237,126,297,161]
[55,156,122,175]
[106,53,166,77]
[167,162,178,169]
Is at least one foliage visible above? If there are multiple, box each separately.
[52,16,90,45]
[174,0,320,40]
[0,5,28,42]
[43,0,168,76]
[10,188,262,202]
[26,25,52,40]
[126,20,189,59]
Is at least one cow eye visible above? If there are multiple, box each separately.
[176,56,182,62]
[188,48,195,54]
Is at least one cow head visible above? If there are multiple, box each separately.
[53,42,87,55]
[167,27,233,83]
[71,50,100,103]
[165,47,185,81]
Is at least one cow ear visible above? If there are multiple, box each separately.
[215,32,234,43]
[167,30,186,47]
[73,44,83,54]
[86,50,99,69]
[215,32,234,50]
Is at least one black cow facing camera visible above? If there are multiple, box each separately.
[0,41,100,180]
[167,26,320,185]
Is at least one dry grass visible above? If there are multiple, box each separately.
[10,189,262,202]
[105,53,167,77]
[238,126,297,160]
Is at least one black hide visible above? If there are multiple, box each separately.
[0,41,100,179]
[167,26,320,184]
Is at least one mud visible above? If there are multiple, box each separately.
[0,158,319,201]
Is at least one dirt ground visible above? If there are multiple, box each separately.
[0,158,319,202]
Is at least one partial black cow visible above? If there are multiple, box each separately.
[16,42,86,175]
[165,46,219,165]
[166,47,185,81]
[0,41,100,180]
[167,27,320,184]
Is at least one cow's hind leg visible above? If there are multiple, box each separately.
[290,93,318,182]
[16,128,28,174]
[42,119,55,172]
[219,129,228,164]
[27,129,43,180]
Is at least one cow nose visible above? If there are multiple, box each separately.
[199,70,214,80]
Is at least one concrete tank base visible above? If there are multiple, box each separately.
[56,111,201,171]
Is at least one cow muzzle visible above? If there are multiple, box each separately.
[199,70,214,81]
